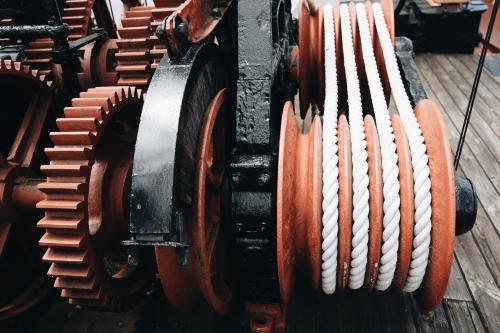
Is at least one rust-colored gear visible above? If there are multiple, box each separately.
[0,59,63,330]
[115,3,175,88]
[22,0,97,79]
[4,0,119,92]
[37,86,156,311]
[156,88,235,316]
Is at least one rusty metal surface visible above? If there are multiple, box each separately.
[364,115,383,292]
[389,114,414,293]
[0,59,60,330]
[413,99,456,311]
[337,114,353,292]
[37,86,156,310]
[164,0,234,59]
[156,88,235,315]
[298,0,324,117]
[276,102,321,304]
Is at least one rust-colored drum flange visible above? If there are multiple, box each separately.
[365,1,375,45]
[363,115,383,292]
[157,88,235,315]
[277,101,322,304]
[337,115,353,291]
[316,5,325,112]
[389,114,414,293]
[369,0,392,106]
[380,0,395,44]
[333,3,346,103]
[349,2,369,109]
[298,1,325,118]
[413,100,455,311]
[298,0,312,118]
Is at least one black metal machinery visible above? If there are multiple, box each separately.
[395,0,487,53]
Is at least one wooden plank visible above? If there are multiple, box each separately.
[28,298,76,333]
[435,54,500,145]
[416,56,500,332]
[444,300,484,333]
[454,231,500,332]
[416,56,500,227]
[445,256,473,302]
[375,291,418,333]
[318,289,382,332]
[467,54,500,84]
[59,309,98,333]
[407,295,451,333]
[452,55,500,109]
[288,272,319,333]
[418,55,500,285]
[467,301,487,333]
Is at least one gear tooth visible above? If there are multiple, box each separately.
[40,164,89,177]
[64,106,106,121]
[43,248,88,264]
[49,132,96,146]
[72,97,114,112]
[47,263,92,279]
[39,232,85,248]
[123,86,131,99]
[137,89,144,100]
[128,86,136,99]
[55,276,97,290]
[31,68,39,77]
[38,215,84,229]
[62,286,102,300]
[44,147,92,160]
[56,117,100,132]
[4,59,12,69]
[69,294,109,307]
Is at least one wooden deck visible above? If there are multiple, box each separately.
[21,54,500,333]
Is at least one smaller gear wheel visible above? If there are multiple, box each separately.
[0,59,63,330]
[37,86,156,311]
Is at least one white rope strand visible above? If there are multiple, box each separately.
[322,4,340,295]
[340,4,370,290]
[356,3,400,291]
[373,3,432,292]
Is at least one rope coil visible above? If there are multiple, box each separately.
[355,3,401,291]
[373,3,432,292]
[339,3,370,290]
[321,4,340,295]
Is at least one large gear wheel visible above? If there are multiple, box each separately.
[37,86,156,311]
[0,59,63,330]
[156,88,235,315]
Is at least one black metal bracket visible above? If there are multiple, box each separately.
[0,45,26,61]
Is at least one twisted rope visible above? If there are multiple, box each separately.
[373,3,432,292]
[356,3,400,291]
[322,4,340,294]
[340,4,370,290]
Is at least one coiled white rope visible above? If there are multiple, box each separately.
[373,3,432,292]
[355,3,401,291]
[322,4,339,295]
[340,4,370,290]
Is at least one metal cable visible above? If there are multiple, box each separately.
[454,0,500,170]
